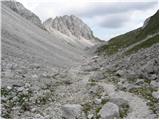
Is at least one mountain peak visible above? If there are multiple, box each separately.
[43,15,101,43]
[58,15,77,19]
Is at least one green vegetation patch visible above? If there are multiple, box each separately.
[137,10,159,40]
[96,10,159,56]
[82,102,92,116]
[96,29,141,56]
[1,88,10,97]
[119,104,129,118]
[124,34,159,55]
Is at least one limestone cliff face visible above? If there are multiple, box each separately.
[43,15,101,43]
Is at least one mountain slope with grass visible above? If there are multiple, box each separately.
[96,10,159,56]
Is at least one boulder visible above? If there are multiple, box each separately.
[82,66,98,72]
[142,59,157,74]
[150,81,159,89]
[135,79,144,85]
[116,70,125,77]
[98,102,119,119]
[91,55,99,60]
[91,71,105,81]
[62,104,82,119]
[150,74,157,80]
[89,86,98,94]
[17,87,24,92]
[126,84,140,91]
[101,96,110,102]
[32,74,38,79]
[88,114,94,119]
[109,98,128,106]
[7,86,12,90]
[126,70,137,79]
[152,91,159,99]
[24,83,31,88]
[94,98,102,105]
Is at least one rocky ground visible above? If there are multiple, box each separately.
[1,43,159,118]
[1,1,159,119]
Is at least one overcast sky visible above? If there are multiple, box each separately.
[16,0,158,40]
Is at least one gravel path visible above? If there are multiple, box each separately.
[98,82,155,118]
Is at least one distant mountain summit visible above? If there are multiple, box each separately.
[2,1,44,29]
[43,15,102,43]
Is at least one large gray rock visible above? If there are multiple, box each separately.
[62,104,82,119]
[94,98,102,105]
[116,70,125,77]
[126,70,137,79]
[91,71,105,81]
[142,59,158,75]
[98,102,119,119]
[135,79,144,85]
[88,114,94,119]
[150,74,157,80]
[109,98,128,106]
[152,91,159,99]
[150,81,159,89]
[82,65,99,72]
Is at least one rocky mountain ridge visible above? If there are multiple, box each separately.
[2,1,102,48]
[2,1,44,29]
[43,15,102,44]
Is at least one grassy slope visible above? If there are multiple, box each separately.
[97,10,159,56]
[124,34,159,55]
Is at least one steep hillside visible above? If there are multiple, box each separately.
[1,2,90,86]
[96,10,159,56]
[2,1,44,29]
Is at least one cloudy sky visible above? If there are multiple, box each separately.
[16,0,158,40]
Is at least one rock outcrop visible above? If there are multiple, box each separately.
[2,1,44,29]
[43,15,101,44]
